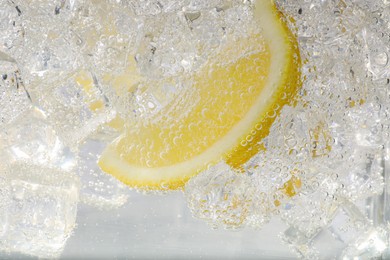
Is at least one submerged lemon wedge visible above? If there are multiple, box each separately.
[98,0,301,190]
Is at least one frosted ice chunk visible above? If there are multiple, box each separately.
[0,162,80,258]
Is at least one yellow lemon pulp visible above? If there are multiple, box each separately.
[98,0,301,191]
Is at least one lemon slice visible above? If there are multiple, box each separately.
[98,0,301,190]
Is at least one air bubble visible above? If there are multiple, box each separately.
[266,110,276,118]
[374,52,388,66]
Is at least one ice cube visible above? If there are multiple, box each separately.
[76,128,128,209]
[33,71,116,148]
[0,2,24,50]
[347,102,384,148]
[327,200,370,246]
[336,149,384,201]
[281,226,320,260]
[0,107,73,170]
[132,1,256,81]
[341,226,389,259]
[6,0,81,83]
[0,58,32,127]
[185,162,255,229]
[237,146,305,228]
[70,1,138,75]
[134,13,196,79]
[280,170,340,238]
[0,162,80,258]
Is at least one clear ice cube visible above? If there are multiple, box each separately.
[33,71,116,148]
[328,200,371,246]
[0,107,73,170]
[5,0,80,83]
[0,162,80,258]
[281,226,320,260]
[185,162,255,229]
[279,169,340,238]
[341,226,389,259]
